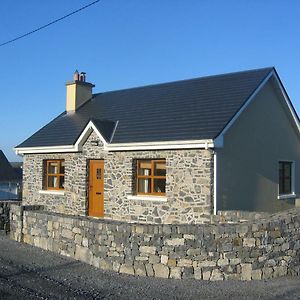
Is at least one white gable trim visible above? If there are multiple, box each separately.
[75,120,109,149]
[213,71,274,147]
[214,70,300,147]
[15,120,110,155]
[272,72,300,134]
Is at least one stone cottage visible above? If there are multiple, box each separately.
[15,68,300,224]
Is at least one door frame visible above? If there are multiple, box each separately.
[88,159,104,217]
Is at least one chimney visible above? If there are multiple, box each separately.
[66,70,95,112]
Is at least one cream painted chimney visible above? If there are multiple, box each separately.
[66,70,95,112]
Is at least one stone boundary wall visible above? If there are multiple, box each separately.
[0,200,21,232]
[10,204,41,241]
[10,205,300,281]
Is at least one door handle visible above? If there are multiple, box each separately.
[96,192,102,195]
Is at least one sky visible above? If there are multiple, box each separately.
[1,0,300,161]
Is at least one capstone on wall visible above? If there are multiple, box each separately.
[22,131,214,224]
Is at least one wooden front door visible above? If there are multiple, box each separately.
[88,160,104,217]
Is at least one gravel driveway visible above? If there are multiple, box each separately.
[0,232,299,299]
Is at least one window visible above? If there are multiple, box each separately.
[279,161,293,195]
[136,159,166,196]
[44,160,65,190]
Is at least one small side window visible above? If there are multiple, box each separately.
[279,161,293,195]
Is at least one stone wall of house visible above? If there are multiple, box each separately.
[22,152,86,215]
[10,205,300,281]
[22,131,214,224]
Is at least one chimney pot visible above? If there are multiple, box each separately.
[73,70,79,81]
[79,72,86,82]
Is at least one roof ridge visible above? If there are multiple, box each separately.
[92,67,274,96]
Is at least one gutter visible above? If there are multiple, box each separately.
[213,151,218,215]
[15,139,215,155]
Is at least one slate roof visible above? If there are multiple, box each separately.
[16,67,274,148]
[10,162,23,179]
[91,119,118,143]
[0,151,19,181]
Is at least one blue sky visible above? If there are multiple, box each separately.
[1,1,300,161]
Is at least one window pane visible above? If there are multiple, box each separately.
[154,161,166,176]
[283,178,291,194]
[284,163,291,174]
[154,179,166,193]
[279,162,292,195]
[138,178,151,193]
[279,162,283,194]
[96,168,102,179]
[138,161,152,176]
[60,161,65,174]
[59,176,65,189]
[45,160,65,190]
[48,176,58,188]
[48,162,59,174]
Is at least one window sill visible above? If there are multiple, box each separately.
[278,193,296,200]
[39,190,65,196]
[127,195,167,202]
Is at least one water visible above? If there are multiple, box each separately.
[0,182,21,200]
